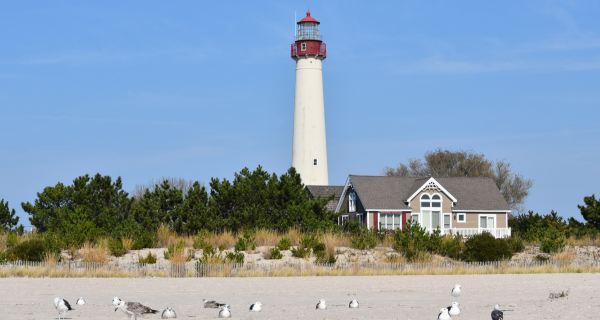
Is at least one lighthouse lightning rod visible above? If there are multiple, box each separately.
[295,11,297,39]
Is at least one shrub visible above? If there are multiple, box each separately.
[234,230,257,252]
[164,240,190,261]
[534,254,549,262]
[428,228,443,253]
[508,236,525,253]
[80,242,109,263]
[226,250,245,264]
[267,247,283,260]
[440,234,463,260]
[314,251,337,264]
[350,229,379,250]
[121,237,134,253]
[277,237,292,251]
[462,232,513,262]
[393,221,430,262]
[192,230,211,249]
[299,234,321,251]
[291,246,311,258]
[132,232,157,250]
[108,238,126,257]
[139,251,157,264]
[10,239,46,261]
[540,228,566,253]
[218,244,225,251]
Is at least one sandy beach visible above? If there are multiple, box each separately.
[1,273,598,319]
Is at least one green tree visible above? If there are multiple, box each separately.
[131,180,184,232]
[578,194,600,231]
[382,148,534,213]
[21,173,132,245]
[0,199,19,230]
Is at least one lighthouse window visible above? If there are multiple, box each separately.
[301,43,307,51]
[313,158,318,166]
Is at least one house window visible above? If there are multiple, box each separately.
[410,213,419,224]
[379,213,402,230]
[341,215,349,224]
[301,43,307,51]
[313,158,318,166]
[479,215,496,228]
[457,213,466,223]
[349,193,356,212]
[421,194,442,230]
[356,214,363,225]
[444,214,451,229]
[431,194,442,208]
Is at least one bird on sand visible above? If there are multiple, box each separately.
[218,305,231,318]
[316,299,327,310]
[161,307,177,319]
[451,284,462,301]
[115,301,159,320]
[203,299,226,308]
[76,297,86,305]
[491,303,504,320]
[438,307,452,320]
[448,301,460,316]
[112,297,122,306]
[349,299,359,308]
[249,302,262,312]
[54,297,74,320]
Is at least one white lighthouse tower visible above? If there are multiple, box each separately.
[291,11,329,186]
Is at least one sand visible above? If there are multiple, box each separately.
[1,273,598,319]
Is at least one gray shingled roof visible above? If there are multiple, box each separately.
[306,185,344,199]
[348,175,510,211]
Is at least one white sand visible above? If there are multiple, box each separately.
[1,273,598,319]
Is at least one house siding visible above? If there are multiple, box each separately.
[453,212,508,228]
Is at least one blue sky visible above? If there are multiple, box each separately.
[1,1,599,225]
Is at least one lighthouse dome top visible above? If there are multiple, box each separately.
[298,11,320,24]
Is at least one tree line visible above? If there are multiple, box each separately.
[6,166,335,248]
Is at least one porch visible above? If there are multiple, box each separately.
[438,227,512,239]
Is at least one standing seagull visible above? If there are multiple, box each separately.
[451,284,462,301]
[115,301,158,320]
[76,297,86,305]
[249,302,262,312]
[349,299,359,308]
[218,305,231,318]
[491,303,503,320]
[438,307,452,320]
[447,302,460,316]
[54,297,74,320]
[112,297,122,306]
[161,307,177,319]
[203,299,226,308]
[316,299,327,310]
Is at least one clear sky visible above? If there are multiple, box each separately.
[1,1,599,225]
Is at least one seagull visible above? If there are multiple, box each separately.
[218,305,231,318]
[112,297,122,306]
[438,307,452,320]
[316,299,327,310]
[249,302,262,312]
[54,297,74,320]
[161,307,177,319]
[115,301,159,320]
[451,284,462,301]
[448,302,460,316]
[203,299,226,308]
[76,297,86,305]
[491,303,504,320]
[349,299,359,308]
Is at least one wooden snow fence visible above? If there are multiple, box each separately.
[0,260,598,278]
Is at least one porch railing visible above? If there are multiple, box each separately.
[438,227,511,238]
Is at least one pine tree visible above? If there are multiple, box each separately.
[0,199,19,230]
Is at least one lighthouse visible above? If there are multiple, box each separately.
[291,11,329,186]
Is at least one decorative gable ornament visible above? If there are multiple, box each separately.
[422,181,441,192]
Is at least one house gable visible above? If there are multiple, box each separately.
[406,177,457,205]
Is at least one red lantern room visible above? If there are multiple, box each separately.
[291,11,327,59]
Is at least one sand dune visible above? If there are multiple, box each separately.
[0,273,597,319]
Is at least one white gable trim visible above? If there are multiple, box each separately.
[406,177,458,203]
[335,176,366,213]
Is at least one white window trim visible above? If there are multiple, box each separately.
[341,215,349,224]
[356,213,363,225]
[419,210,444,230]
[301,43,307,51]
[378,213,402,230]
[443,213,452,229]
[478,214,496,228]
[349,193,356,213]
[456,213,466,223]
